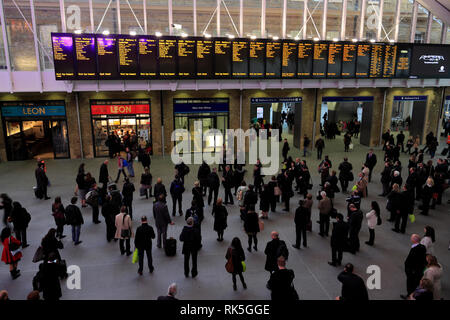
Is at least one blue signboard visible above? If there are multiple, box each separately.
[445,96,450,100]
[1,105,66,117]
[251,97,302,103]
[393,96,428,101]
[174,100,229,113]
[322,96,374,102]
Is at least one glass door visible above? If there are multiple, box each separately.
[50,120,70,158]
[5,120,28,160]
[92,119,109,157]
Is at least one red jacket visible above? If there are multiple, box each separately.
[2,236,22,264]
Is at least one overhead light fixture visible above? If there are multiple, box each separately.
[227,34,235,39]
[370,39,376,43]
[130,30,137,36]
[352,38,358,42]
[204,33,211,38]
[272,36,279,41]
[332,38,338,42]
[172,24,182,30]
[250,35,257,40]
[74,29,82,34]
[155,31,162,37]
[389,39,395,43]
[181,32,188,38]
[102,30,110,35]
[294,36,300,41]
[313,37,319,41]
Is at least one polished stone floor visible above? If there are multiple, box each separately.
[0,132,448,300]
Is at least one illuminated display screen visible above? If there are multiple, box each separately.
[158,37,177,78]
[215,39,232,77]
[139,36,158,78]
[73,34,97,79]
[52,34,75,80]
[327,43,343,78]
[266,41,281,78]
[341,43,357,78]
[312,42,328,78]
[197,39,214,78]
[117,35,138,78]
[232,40,249,78]
[97,36,119,79]
[178,38,196,78]
[297,42,313,78]
[282,41,297,78]
[356,44,370,78]
[249,40,265,78]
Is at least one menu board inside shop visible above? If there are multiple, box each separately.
[395,44,411,78]
[383,44,397,78]
[266,41,282,78]
[52,34,75,80]
[97,36,118,79]
[341,43,357,78]
[117,36,138,78]
[356,44,370,78]
[158,37,177,77]
[232,40,249,78]
[297,42,313,78]
[369,44,384,78]
[249,40,265,78]
[327,43,343,78]
[282,41,297,78]
[74,34,97,79]
[312,42,328,78]
[178,39,196,78]
[197,40,214,78]
[138,37,158,77]
[214,40,232,77]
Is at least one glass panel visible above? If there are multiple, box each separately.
[429,17,442,44]
[173,0,193,36]
[286,0,303,39]
[65,0,92,33]
[326,0,342,40]
[93,119,109,157]
[93,0,119,34]
[174,115,188,153]
[4,0,37,71]
[306,0,323,39]
[121,0,145,35]
[189,118,203,153]
[137,118,151,153]
[0,17,5,69]
[381,0,396,41]
[201,117,215,153]
[397,0,413,43]
[346,0,362,40]
[216,115,227,151]
[147,0,169,34]
[5,121,26,160]
[51,120,70,158]
[220,0,240,37]
[243,0,260,37]
[197,0,218,36]
[266,0,282,38]
[36,0,60,70]
[364,0,380,41]
[415,5,428,43]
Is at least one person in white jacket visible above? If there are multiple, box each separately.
[365,201,380,246]
[420,226,435,255]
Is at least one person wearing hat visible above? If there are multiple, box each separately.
[134,215,156,275]
[179,217,201,278]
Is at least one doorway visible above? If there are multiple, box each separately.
[390,96,428,143]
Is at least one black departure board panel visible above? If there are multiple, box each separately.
[158,37,177,78]
[178,38,196,78]
[266,41,282,78]
[297,42,313,78]
[312,43,328,78]
[197,39,214,78]
[96,36,118,79]
[249,40,265,78]
[117,36,138,78]
[341,43,357,78]
[232,40,249,78]
[74,34,97,79]
[52,33,450,80]
[282,41,297,78]
[327,43,343,78]
[215,40,232,78]
[139,36,158,78]
[52,33,75,80]
[356,44,370,78]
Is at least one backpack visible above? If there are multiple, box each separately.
[173,180,184,194]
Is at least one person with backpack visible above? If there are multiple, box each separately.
[365,201,380,246]
[115,206,133,256]
[64,197,84,246]
[1,227,22,279]
[125,147,136,178]
[9,201,31,248]
[122,178,136,219]
[115,155,128,183]
[170,175,185,216]
[86,184,101,224]
[264,231,289,274]
[225,237,247,291]
[175,161,190,184]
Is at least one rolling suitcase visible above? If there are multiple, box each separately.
[34,186,43,199]
[165,238,177,256]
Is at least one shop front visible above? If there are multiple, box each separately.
[90,99,152,157]
[1,101,70,161]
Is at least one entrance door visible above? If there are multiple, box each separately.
[188,116,216,153]
[50,120,70,158]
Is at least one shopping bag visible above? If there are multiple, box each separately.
[351,185,358,192]
[258,219,264,231]
[132,249,139,264]
[409,214,416,223]
[241,261,246,272]
[349,143,354,150]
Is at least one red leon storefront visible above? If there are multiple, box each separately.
[90,99,152,157]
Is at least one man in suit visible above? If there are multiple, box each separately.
[336,263,369,301]
[379,161,392,196]
[282,139,290,161]
[348,204,363,254]
[293,200,309,249]
[157,283,178,300]
[134,215,156,275]
[338,158,353,193]
[99,160,110,193]
[401,234,427,299]
[365,149,377,182]
[153,194,174,249]
[264,231,289,274]
[35,161,50,200]
[329,214,349,267]
[180,217,201,278]
[207,168,220,206]
[266,257,298,300]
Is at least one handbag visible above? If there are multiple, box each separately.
[32,246,45,263]
[132,248,139,264]
[409,214,416,223]
[9,237,21,256]
[258,219,265,231]
[225,248,234,273]
[241,261,246,272]
[349,143,354,150]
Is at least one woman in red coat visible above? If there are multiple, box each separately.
[1,227,22,279]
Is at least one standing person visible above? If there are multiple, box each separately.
[393,185,413,234]
[420,226,435,254]
[180,217,201,278]
[386,183,402,222]
[0,194,13,226]
[134,215,155,275]
[264,231,289,274]
[207,168,220,206]
[365,149,377,182]
[315,137,325,160]
[51,197,66,240]
[185,200,204,249]
[379,161,393,196]
[140,167,153,199]
[336,263,369,301]
[212,198,228,242]
[9,202,30,249]
[328,214,349,267]
[76,164,87,207]
[122,178,135,219]
[99,160,110,194]
[192,181,205,219]
[40,252,63,300]
[266,256,299,300]
[175,161,190,184]
[347,204,363,254]
[419,177,434,216]
[268,176,278,213]
[64,197,84,246]
[253,159,264,194]
[225,237,247,290]
[397,130,405,153]
[101,195,117,242]
[115,155,128,183]
[170,175,185,216]
[243,205,260,252]
[401,234,427,299]
[86,184,101,224]
[236,181,249,219]
[115,206,133,256]
[282,138,290,161]
[318,191,332,237]
[423,255,443,300]
[293,200,309,249]
[105,132,116,159]
[259,184,271,219]
[303,135,310,157]
[125,147,135,178]
[343,133,352,152]
[365,201,380,246]
[153,178,167,202]
[1,227,22,279]
[338,158,353,193]
[35,161,50,200]
[153,195,174,249]
[280,170,293,212]
[222,165,234,205]
[140,148,151,170]
[197,161,211,196]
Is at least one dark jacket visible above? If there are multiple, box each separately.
[404,244,427,278]
[192,186,204,208]
[41,262,62,300]
[154,182,167,200]
[10,206,31,229]
[226,246,245,274]
[381,166,392,183]
[134,223,155,250]
[243,189,258,209]
[207,171,220,189]
[122,181,135,201]
[330,220,349,249]
[212,204,228,232]
[222,169,234,188]
[64,204,84,226]
[197,163,211,183]
[348,210,363,235]
[294,205,309,227]
[179,226,201,254]
[337,271,369,301]
[244,211,260,234]
[170,179,185,196]
[264,239,289,272]
[41,236,63,261]
[99,163,109,185]
[365,153,377,169]
[140,173,152,186]
[338,161,353,181]
[35,167,48,189]
[267,268,298,300]
[76,172,86,190]
[153,201,171,229]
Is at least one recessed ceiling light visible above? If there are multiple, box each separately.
[102,30,110,35]
[352,38,358,42]
[250,35,256,40]
[227,34,235,39]
[155,31,162,37]
[370,39,376,43]
[332,38,338,42]
[74,29,82,34]
[130,31,137,36]
[181,32,188,38]
[273,36,279,41]
[313,37,319,41]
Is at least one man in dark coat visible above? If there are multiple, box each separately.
[393,185,413,234]
[293,200,309,249]
[282,139,290,161]
[401,234,427,299]
[134,215,156,275]
[153,178,167,202]
[365,149,377,182]
[101,195,117,242]
[207,168,220,206]
[347,204,363,254]
[35,162,50,200]
[266,256,298,300]
[65,197,84,245]
[122,178,135,219]
[264,231,289,274]
[397,131,405,153]
[99,160,110,191]
[197,161,211,196]
[175,161,189,184]
[329,214,349,267]
[222,165,234,205]
[180,217,201,278]
[170,175,185,216]
[153,195,174,249]
[337,263,369,301]
[315,138,325,160]
[338,158,353,193]
[40,252,63,300]
[379,161,393,196]
[243,184,258,210]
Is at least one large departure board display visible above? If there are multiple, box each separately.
[51,33,450,80]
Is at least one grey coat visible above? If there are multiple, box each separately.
[153,200,171,229]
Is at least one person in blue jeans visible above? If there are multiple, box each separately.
[115,156,128,183]
[65,197,84,246]
[126,147,135,177]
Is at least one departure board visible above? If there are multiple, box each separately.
[117,36,138,78]
[356,44,370,78]
[197,40,214,78]
[312,43,328,78]
[249,40,265,78]
[341,43,357,78]
[214,40,232,77]
[395,44,412,78]
[369,44,384,78]
[297,42,313,78]
[383,45,397,78]
[158,37,177,78]
[327,43,343,78]
[97,36,118,79]
[266,41,282,78]
[73,34,96,79]
[232,40,249,78]
[281,41,297,78]
[52,34,75,80]
[178,38,196,78]
[138,36,158,78]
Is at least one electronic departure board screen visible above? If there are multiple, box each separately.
[395,44,412,78]
[266,41,282,78]
[383,45,397,78]
[197,39,214,78]
[117,36,138,78]
[97,36,118,79]
[297,42,313,78]
[356,44,370,78]
[178,38,196,78]
[139,36,158,78]
[327,43,343,78]
[73,34,97,79]
[282,41,297,78]
[312,42,328,78]
[341,43,357,78]
[369,44,384,78]
[249,40,265,78]
[215,39,232,78]
[410,44,450,78]
[52,34,75,80]
[232,39,249,78]
[158,37,177,78]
